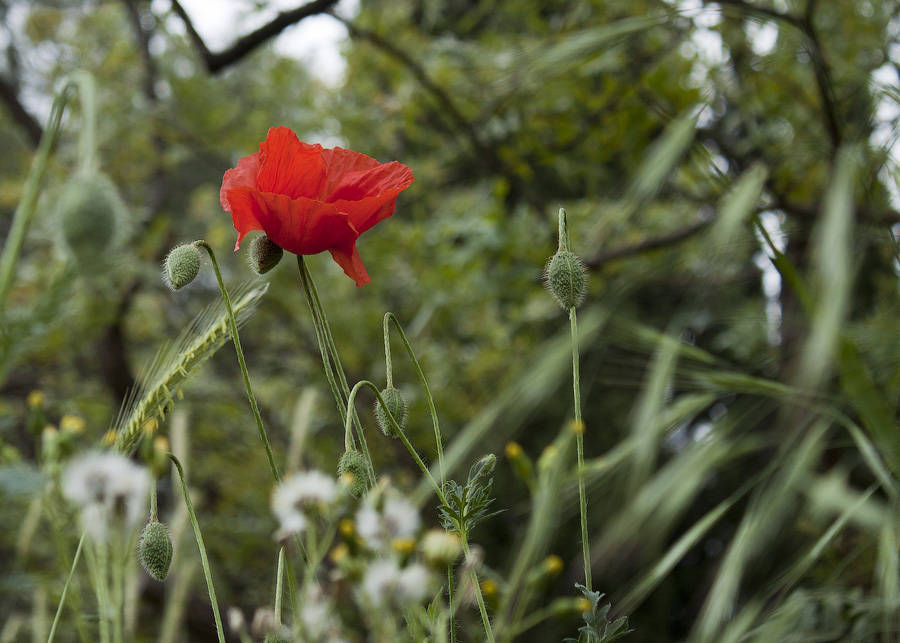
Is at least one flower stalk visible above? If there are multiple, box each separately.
[194,240,280,482]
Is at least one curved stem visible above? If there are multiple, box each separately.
[383,314,394,388]
[46,533,85,643]
[383,313,445,487]
[196,241,280,482]
[571,307,591,591]
[346,380,446,504]
[69,71,98,176]
[168,453,226,643]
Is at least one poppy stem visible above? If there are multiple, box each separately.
[383,312,446,488]
[297,256,376,484]
[571,307,592,592]
[194,240,280,483]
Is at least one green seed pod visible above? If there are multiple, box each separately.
[57,174,122,271]
[249,234,284,275]
[338,449,368,497]
[545,250,587,310]
[164,244,202,290]
[375,387,408,438]
[138,520,173,581]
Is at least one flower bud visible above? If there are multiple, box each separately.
[338,449,368,497]
[57,174,123,271]
[138,520,174,581]
[375,387,408,438]
[467,453,496,484]
[249,235,284,275]
[164,244,202,290]
[545,250,587,310]
[421,529,462,568]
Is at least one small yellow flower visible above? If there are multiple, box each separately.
[27,390,45,408]
[576,597,592,613]
[570,419,585,435]
[338,518,355,538]
[141,419,158,435]
[480,579,498,598]
[504,441,523,459]
[60,415,86,434]
[101,429,117,447]
[329,543,349,563]
[392,537,416,555]
[543,555,564,576]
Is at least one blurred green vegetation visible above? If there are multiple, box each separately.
[2,0,900,641]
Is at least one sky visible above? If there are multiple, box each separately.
[159,0,358,86]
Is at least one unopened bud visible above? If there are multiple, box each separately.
[545,250,587,310]
[249,235,283,275]
[138,520,174,581]
[375,387,408,438]
[57,174,123,271]
[468,453,496,484]
[164,244,202,290]
[338,449,368,497]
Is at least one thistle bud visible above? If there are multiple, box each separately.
[375,387,408,438]
[57,174,123,271]
[249,235,284,275]
[138,520,173,581]
[164,243,202,290]
[544,208,588,310]
[338,449,368,497]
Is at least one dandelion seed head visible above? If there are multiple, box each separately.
[61,451,150,543]
[271,470,337,536]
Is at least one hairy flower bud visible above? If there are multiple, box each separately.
[545,250,587,310]
[164,244,202,290]
[57,174,123,272]
[138,520,173,581]
[338,449,368,497]
[249,234,284,275]
[375,387,408,438]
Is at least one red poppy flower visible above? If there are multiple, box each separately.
[220,127,414,286]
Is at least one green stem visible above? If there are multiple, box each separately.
[149,482,158,522]
[70,71,98,176]
[558,207,571,252]
[571,307,591,591]
[383,313,446,487]
[168,453,226,643]
[461,535,496,643]
[196,241,280,482]
[0,82,72,311]
[297,256,375,481]
[448,562,457,643]
[46,533,85,643]
[91,540,112,643]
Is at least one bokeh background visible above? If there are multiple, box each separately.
[2,0,900,641]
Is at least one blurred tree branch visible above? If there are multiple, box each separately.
[169,0,339,73]
[0,74,42,147]
[584,219,711,268]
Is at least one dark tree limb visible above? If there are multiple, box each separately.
[169,0,339,73]
[0,74,42,148]
[584,219,711,268]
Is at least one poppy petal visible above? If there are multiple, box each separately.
[226,187,359,256]
[331,188,407,235]
[328,242,371,287]
[320,147,382,198]
[256,127,327,200]
[220,152,262,212]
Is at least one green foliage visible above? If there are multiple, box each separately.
[438,454,499,536]
[564,585,633,643]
